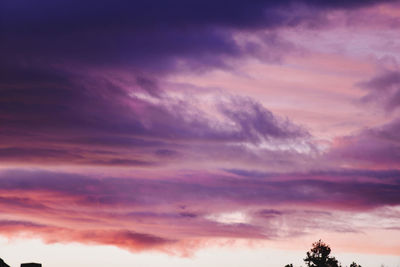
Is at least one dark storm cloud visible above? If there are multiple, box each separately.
[1,0,386,33]
[0,0,388,72]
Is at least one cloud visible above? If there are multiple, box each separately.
[0,0,391,172]
[328,118,400,168]
[359,70,400,112]
[0,63,311,168]
[0,0,388,74]
[1,0,400,256]
[0,168,398,252]
[0,219,174,252]
[217,96,309,141]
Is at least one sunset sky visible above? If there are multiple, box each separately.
[1,1,400,266]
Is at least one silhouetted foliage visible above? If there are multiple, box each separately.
[285,240,362,267]
[304,239,340,267]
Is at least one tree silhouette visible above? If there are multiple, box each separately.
[304,240,340,267]
[285,240,362,267]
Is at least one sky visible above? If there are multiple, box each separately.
[1,0,400,267]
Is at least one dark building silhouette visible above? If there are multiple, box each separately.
[0,258,10,267]
[21,264,42,267]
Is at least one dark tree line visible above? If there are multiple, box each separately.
[285,240,362,267]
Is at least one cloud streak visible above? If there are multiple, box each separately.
[0,168,399,252]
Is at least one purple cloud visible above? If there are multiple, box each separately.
[359,70,400,112]
[0,0,399,257]
[1,0,388,76]
[0,167,397,250]
[0,63,310,168]
[328,118,400,168]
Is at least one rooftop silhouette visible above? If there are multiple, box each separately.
[0,258,42,267]
[0,259,10,267]
[21,264,42,267]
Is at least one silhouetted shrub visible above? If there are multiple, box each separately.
[285,240,362,267]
